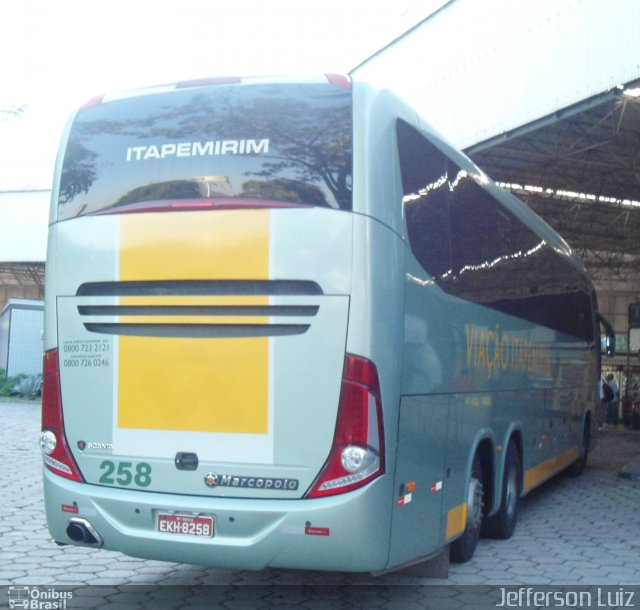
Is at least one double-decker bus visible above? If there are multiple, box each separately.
[41,74,613,572]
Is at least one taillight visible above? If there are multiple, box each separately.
[41,349,84,482]
[305,355,385,498]
[79,94,105,112]
[325,74,352,90]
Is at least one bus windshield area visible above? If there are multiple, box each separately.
[58,83,353,219]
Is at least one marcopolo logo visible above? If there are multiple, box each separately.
[204,472,299,490]
[8,586,73,610]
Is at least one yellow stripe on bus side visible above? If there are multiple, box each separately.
[117,210,270,434]
[446,503,467,540]
[523,445,580,494]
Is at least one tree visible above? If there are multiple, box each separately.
[0,104,27,123]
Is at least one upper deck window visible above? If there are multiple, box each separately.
[397,119,594,342]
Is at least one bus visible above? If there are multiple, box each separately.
[41,74,613,573]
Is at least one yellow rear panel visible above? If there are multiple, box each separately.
[117,210,270,434]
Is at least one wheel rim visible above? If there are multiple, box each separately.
[467,476,484,529]
[505,465,518,520]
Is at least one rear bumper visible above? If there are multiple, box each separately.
[43,468,392,572]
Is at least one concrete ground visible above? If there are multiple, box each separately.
[1,400,639,608]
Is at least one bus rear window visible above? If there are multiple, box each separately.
[58,82,352,219]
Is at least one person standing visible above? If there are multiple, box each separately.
[605,373,620,426]
[598,374,609,430]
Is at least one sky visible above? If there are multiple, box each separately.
[0,0,439,191]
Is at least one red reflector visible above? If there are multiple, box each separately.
[79,94,105,112]
[325,74,352,90]
[41,349,84,483]
[305,526,330,536]
[176,76,242,89]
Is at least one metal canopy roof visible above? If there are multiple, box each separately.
[467,85,640,284]
[352,0,640,292]
[0,263,45,295]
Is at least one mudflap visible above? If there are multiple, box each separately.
[373,547,450,578]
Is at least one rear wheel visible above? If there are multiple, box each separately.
[482,440,521,539]
[450,453,484,563]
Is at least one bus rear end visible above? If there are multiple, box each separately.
[42,76,390,571]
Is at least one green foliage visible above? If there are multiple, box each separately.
[0,372,42,399]
[0,104,28,123]
[12,374,43,399]
[0,373,20,396]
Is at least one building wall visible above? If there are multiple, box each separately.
[0,307,8,373]
[0,189,48,313]
[0,299,44,377]
[595,279,640,352]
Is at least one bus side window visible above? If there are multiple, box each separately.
[397,119,453,281]
[396,118,595,344]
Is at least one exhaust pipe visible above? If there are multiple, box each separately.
[66,517,103,546]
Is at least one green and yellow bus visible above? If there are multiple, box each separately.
[41,74,611,572]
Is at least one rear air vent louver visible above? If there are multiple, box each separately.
[76,280,321,338]
[76,279,323,297]
[83,322,312,338]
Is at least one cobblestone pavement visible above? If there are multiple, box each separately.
[1,400,640,608]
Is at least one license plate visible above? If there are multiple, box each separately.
[157,513,214,537]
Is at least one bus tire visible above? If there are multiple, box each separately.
[566,414,591,477]
[450,453,484,563]
[482,440,520,539]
